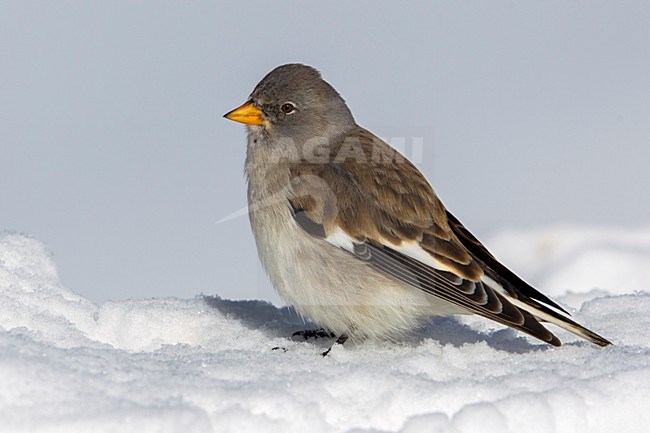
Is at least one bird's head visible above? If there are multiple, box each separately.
[224,64,355,149]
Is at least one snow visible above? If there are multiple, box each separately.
[0,230,649,433]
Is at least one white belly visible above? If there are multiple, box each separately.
[248,196,462,340]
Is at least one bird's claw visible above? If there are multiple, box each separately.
[292,328,336,341]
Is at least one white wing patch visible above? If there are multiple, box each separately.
[325,227,355,252]
[388,240,452,273]
[480,275,509,296]
[325,229,460,276]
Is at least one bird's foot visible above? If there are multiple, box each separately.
[322,334,349,357]
[292,328,336,341]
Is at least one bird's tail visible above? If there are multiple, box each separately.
[503,295,612,347]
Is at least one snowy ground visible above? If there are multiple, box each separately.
[0,229,649,433]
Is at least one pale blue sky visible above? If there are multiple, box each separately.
[2,1,649,303]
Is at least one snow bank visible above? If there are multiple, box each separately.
[0,230,648,433]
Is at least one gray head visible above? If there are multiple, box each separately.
[225,64,356,146]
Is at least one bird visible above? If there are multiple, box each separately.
[223,63,611,351]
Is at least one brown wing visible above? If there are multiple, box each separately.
[288,126,563,346]
[289,127,483,281]
[350,240,562,345]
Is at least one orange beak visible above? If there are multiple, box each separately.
[223,101,264,125]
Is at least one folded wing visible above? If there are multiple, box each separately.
[287,126,610,347]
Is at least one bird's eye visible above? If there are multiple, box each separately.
[281,103,296,114]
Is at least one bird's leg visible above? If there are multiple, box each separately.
[321,334,349,357]
[292,328,336,340]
